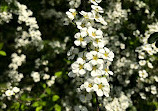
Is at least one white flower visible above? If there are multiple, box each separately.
[139,70,148,79]
[71,58,86,76]
[86,51,103,64]
[74,105,88,111]
[12,87,20,93]
[147,61,153,68]
[92,38,105,48]
[91,5,104,13]
[47,80,55,87]
[120,43,125,49]
[99,47,114,61]
[88,27,103,39]
[31,72,40,82]
[86,94,92,101]
[103,64,113,76]
[79,94,86,102]
[67,46,79,60]
[93,77,110,97]
[76,19,92,29]
[74,32,89,47]
[140,92,146,99]
[80,11,94,19]
[97,17,107,25]
[154,76,158,82]
[83,81,93,92]
[5,90,14,96]
[68,71,76,78]
[43,74,50,80]
[90,0,102,5]
[66,9,77,20]
[151,85,157,95]
[92,11,103,22]
[84,61,103,76]
[78,52,87,60]
[139,60,146,66]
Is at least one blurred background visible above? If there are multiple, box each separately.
[0,0,158,111]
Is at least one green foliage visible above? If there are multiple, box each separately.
[55,71,62,77]
[0,43,4,50]
[45,87,51,95]
[0,43,6,56]
[52,95,60,102]
[126,101,158,111]
[54,104,61,111]
[0,51,6,56]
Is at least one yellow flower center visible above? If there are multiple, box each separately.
[81,24,85,28]
[88,83,92,88]
[79,64,83,69]
[72,12,77,16]
[84,15,88,19]
[95,38,99,43]
[93,55,98,60]
[98,84,103,89]
[95,15,99,19]
[93,66,97,70]
[92,32,96,37]
[96,8,99,12]
[82,56,86,60]
[105,68,108,72]
[95,48,99,52]
[104,52,108,57]
[79,37,84,41]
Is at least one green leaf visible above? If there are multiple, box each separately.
[148,32,158,44]
[0,51,6,56]
[42,83,46,88]
[21,94,27,101]
[20,104,25,111]
[0,43,4,50]
[41,101,46,106]
[55,71,62,77]
[36,106,42,111]
[40,93,47,98]
[45,88,51,95]
[11,102,20,110]
[32,102,39,107]
[0,6,8,12]
[52,95,60,102]
[54,104,61,111]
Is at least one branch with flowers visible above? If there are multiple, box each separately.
[66,0,114,110]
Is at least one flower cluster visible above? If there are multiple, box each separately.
[8,53,26,82]
[5,87,20,97]
[67,0,114,97]
[0,11,12,24]
[15,2,42,48]
[1,0,158,110]
[103,92,131,111]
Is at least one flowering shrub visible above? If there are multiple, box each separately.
[0,0,158,111]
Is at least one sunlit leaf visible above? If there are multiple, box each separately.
[0,51,6,56]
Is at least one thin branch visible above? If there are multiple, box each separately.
[95,93,100,111]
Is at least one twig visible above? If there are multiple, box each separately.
[95,93,100,111]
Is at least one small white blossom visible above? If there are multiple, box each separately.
[12,87,20,93]
[5,90,14,96]
[66,9,77,20]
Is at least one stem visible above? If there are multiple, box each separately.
[95,93,100,111]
